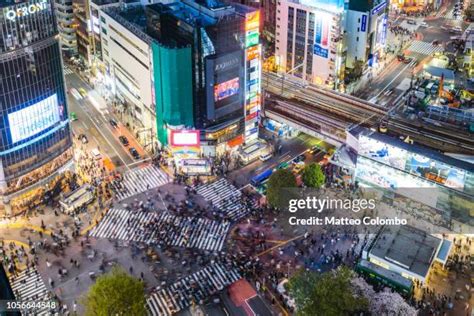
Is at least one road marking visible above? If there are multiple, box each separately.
[374,61,414,99]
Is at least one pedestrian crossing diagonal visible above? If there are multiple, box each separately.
[8,268,56,315]
[195,178,256,222]
[89,208,230,251]
[63,66,74,76]
[147,262,241,316]
[110,165,169,201]
[407,40,443,55]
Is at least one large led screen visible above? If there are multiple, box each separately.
[170,130,200,147]
[214,78,240,102]
[8,94,61,143]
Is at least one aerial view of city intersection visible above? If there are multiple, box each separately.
[0,0,473,314]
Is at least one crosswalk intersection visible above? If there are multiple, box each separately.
[147,262,241,316]
[63,66,74,76]
[195,178,256,222]
[9,268,55,315]
[89,208,230,251]
[407,40,443,55]
[110,165,169,201]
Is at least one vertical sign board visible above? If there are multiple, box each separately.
[314,14,329,58]
[360,14,367,32]
[244,11,261,143]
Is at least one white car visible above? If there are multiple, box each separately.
[91,148,101,160]
[259,152,273,162]
[419,22,429,27]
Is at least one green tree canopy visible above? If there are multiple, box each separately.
[288,267,368,316]
[266,168,297,208]
[301,163,325,189]
[82,266,147,316]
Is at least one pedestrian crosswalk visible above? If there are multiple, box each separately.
[89,208,230,251]
[147,262,241,316]
[9,268,55,315]
[195,178,256,222]
[63,66,74,76]
[407,40,443,55]
[110,165,169,201]
[442,9,463,20]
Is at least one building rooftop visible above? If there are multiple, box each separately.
[369,225,442,278]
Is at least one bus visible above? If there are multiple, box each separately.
[251,169,273,187]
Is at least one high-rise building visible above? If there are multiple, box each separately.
[54,0,77,55]
[275,0,346,89]
[345,0,387,69]
[0,0,74,216]
[73,0,92,65]
[99,0,261,158]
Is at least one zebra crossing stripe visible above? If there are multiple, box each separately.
[147,262,241,316]
[8,268,55,315]
[407,40,443,55]
[111,165,169,201]
[194,178,256,222]
[90,209,230,251]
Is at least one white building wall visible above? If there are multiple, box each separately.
[345,10,368,68]
[100,12,156,148]
[275,0,344,88]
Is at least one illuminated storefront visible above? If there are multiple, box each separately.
[355,133,474,229]
[0,0,74,216]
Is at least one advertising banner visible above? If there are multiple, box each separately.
[314,15,330,58]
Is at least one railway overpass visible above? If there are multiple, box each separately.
[262,72,474,154]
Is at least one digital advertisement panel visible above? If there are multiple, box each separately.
[214,78,240,102]
[314,13,330,58]
[8,93,60,144]
[170,130,200,147]
[358,135,408,170]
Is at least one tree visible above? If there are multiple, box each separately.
[301,163,325,189]
[351,277,417,315]
[82,266,147,316]
[287,267,368,316]
[266,169,297,208]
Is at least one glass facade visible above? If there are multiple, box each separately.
[0,0,73,214]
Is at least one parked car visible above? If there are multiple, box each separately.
[118,136,129,146]
[109,119,118,129]
[259,152,273,162]
[129,147,140,159]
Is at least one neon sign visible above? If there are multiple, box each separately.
[5,0,48,21]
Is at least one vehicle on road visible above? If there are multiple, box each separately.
[259,152,273,162]
[277,162,289,169]
[397,54,406,62]
[80,134,88,144]
[431,40,441,46]
[293,154,306,163]
[406,19,416,25]
[308,146,321,155]
[69,88,82,100]
[118,136,129,146]
[78,88,88,97]
[70,112,77,121]
[419,22,428,27]
[109,119,118,129]
[402,57,413,64]
[91,148,101,159]
[129,147,140,159]
[251,169,273,187]
[293,162,305,174]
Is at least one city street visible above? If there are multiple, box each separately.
[65,66,147,170]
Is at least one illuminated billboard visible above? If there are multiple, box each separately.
[406,156,466,190]
[314,14,330,58]
[214,78,240,102]
[8,94,61,143]
[358,135,407,170]
[170,130,200,147]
